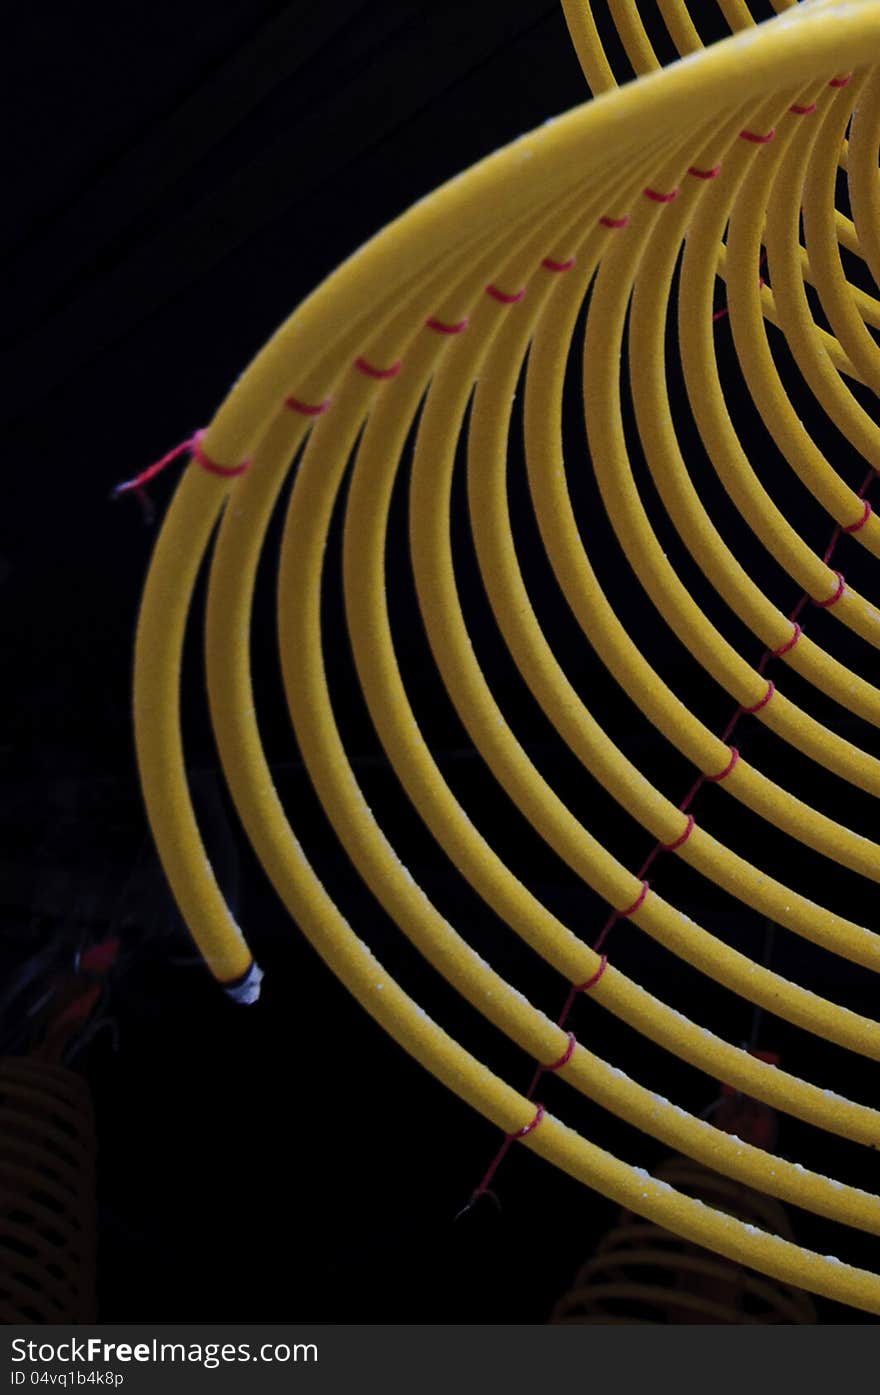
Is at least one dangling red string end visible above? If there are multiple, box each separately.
[111,435,198,503]
[111,430,250,520]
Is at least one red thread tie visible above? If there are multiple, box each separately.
[542,256,576,272]
[843,500,872,534]
[284,395,332,416]
[713,245,768,324]
[545,1033,576,1072]
[354,357,402,380]
[485,284,526,304]
[191,433,251,478]
[425,316,469,334]
[643,187,679,203]
[509,1104,546,1140]
[459,461,879,1214]
[707,747,739,783]
[576,955,608,994]
[789,102,817,115]
[457,450,874,1214]
[619,881,649,918]
[462,1102,547,1212]
[773,623,801,657]
[112,437,194,501]
[743,681,775,715]
[829,75,853,88]
[814,571,846,608]
[663,814,695,852]
[688,164,721,180]
[112,432,249,505]
[599,214,630,229]
[740,128,776,143]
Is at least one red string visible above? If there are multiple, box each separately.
[190,432,250,478]
[576,956,608,994]
[112,437,195,498]
[486,284,526,304]
[843,499,871,534]
[354,357,402,379]
[458,454,879,1216]
[740,127,776,144]
[545,1033,576,1071]
[112,431,250,513]
[619,880,650,918]
[688,164,721,180]
[542,256,576,273]
[550,957,609,1062]
[714,248,767,323]
[285,395,332,415]
[772,623,801,657]
[814,570,846,609]
[643,187,679,203]
[742,681,775,716]
[599,214,630,229]
[426,316,469,334]
[662,814,695,851]
[789,103,817,116]
[705,747,740,783]
[465,1105,547,1210]
[459,952,607,1217]
[510,1104,546,1138]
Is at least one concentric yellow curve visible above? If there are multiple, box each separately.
[130,2,880,1314]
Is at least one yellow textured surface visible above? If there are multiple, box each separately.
[131,1,880,1313]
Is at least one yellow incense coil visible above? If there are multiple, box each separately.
[129,2,880,1314]
[0,1059,97,1323]
[550,1155,818,1325]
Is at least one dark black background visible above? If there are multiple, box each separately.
[3,2,879,1323]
